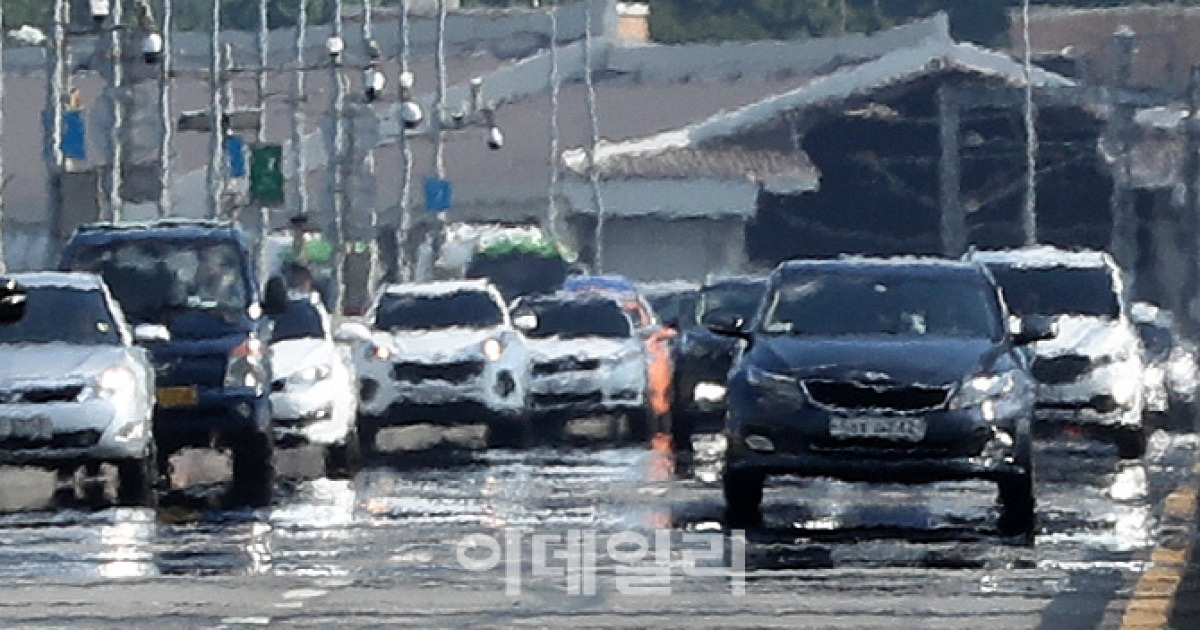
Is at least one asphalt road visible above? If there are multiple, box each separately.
[0,420,1194,629]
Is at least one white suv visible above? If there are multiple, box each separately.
[966,246,1146,458]
[341,280,532,452]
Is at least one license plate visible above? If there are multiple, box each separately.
[829,416,926,441]
[0,417,53,440]
[157,386,198,408]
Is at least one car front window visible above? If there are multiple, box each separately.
[69,240,250,321]
[0,286,121,346]
[699,284,763,322]
[524,302,633,339]
[375,291,504,331]
[988,266,1120,319]
[760,274,1002,339]
[270,300,326,342]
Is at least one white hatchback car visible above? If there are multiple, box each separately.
[510,294,648,440]
[343,279,532,452]
[966,246,1147,458]
[0,272,158,506]
[268,293,359,478]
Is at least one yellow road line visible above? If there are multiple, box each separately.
[1121,450,1200,630]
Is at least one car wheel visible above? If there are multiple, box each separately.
[1114,426,1147,460]
[723,469,764,526]
[358,422,380,459]
[487,413,532,449]
[116,447,159,508]
[672,412,696,454]
[227,432,275,508]
[325,431,362,480]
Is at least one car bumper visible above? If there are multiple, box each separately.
[1034,367,1142,428]
[0,399,151,465]
[154,386,271,443]
[358,365,526,421]
[529,366,645,416]
[270,385,353,447]
[725,441,1028,484]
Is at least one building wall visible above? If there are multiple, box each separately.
[596,216,748,281]
[1012,6,1200,92]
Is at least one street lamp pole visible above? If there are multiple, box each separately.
[327,0,347,314]
[290,0,309,223]
[206,0,225,220]
[44,0,68,240]
[158,0,174,217]
[105,0,125,222]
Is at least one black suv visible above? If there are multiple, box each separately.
[715,258,1052,537]
[671,275,767,451]
[60,220,287,506]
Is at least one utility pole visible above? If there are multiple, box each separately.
[158,0,174,217]
[44,0,68,241]
[255,0,270,275]
[290,0,309,223]
[396,1,414,281]
[937,86,965,257]
[206,0,225,220]
[105,0,125,222]
[327,0,347,314]
[583,2,607,272]
[0,0,6,273]
[362,0,382,298]
[1019,0,1038,245]
[1186,67,1200,328]
[1110,26,1138,275]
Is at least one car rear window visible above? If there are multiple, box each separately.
[522,301,633,339]
[988,266,1119,319]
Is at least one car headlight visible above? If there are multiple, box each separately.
[1111,375,1140,406]
[224,339,267,390]
[79,365,138,401]
[368,342,394,362]
[746,365,802,400]
[289,364,332,386]
[482,338,504,362]
[951,372,1017,410]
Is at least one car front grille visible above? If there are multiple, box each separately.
[0,429,102,450]
[532,357,602,376]
[392,361,485,384]
[0,385,85,405]
[1032,355,1092,385]
[532,392,604,407]
[802,379,950,413]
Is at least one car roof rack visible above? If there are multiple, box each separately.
[75,218,236,232]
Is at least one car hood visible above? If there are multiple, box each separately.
[754,336,1000,386]
[270,337,337,380]
[0,343,129,383]
[1033,316,1137,358]
[527,337,636,362]
[379,327,505,363]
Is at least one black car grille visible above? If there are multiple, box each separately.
[0,385,85,404]
[0,430,101,450]
[1031,355,1092,385]
[802,379,950,413]
[532,358,602,376]
[532,392,604,407]
[392,361,484,384]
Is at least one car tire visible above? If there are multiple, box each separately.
[325,431,362,480]
[672,412,696,454]
[358,422,380,459]
[487,413,532,449]
[227,432,275,508]
[116,448,159,508]
[1115,426,1147,460]
[723,469,764,526]
[998,423,1036,540]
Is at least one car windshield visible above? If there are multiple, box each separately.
[522,301,633,339]
[988,266,1120,319]
[375,291,504,330]
[0,286,121,346]
[760,274,1002,339]
[270,299,326,342]
[646,292,699,328]
[68,240,250,321]
[699,283,763,323]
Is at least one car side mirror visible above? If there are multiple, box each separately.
[707,312,748,339]
[0,277,26,324]
[263,276,290,316]
[334,322,372,344]
[1130,301,1158,325]
[133,323,171,344]
[1013,315,1056,346]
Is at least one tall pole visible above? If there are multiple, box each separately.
[546,0,562,244]
[1020,0,1038,245]
[256,0,270,275]
[158,0,174,217]
[1186,67,1200,329]
[583,2,607,272]
[107,0,125,222]
[363,0,382,296]
[0,0,6,273]
[45,0,68,240]
[290,0,309,222]
[396,0,414,281]
[328,0,347,314]
[207,0,225,220]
